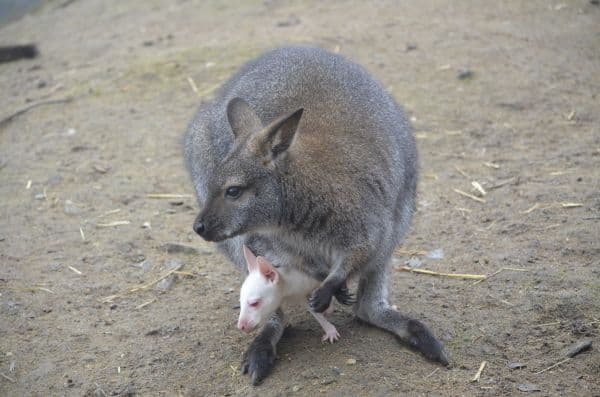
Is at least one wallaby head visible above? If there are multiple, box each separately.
[238,245,283,333]
[193,98,303,242]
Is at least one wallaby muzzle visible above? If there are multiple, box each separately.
[193,212,232,242]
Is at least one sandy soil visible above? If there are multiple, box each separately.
[1,1,599,395]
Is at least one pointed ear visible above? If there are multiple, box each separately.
[227,97,263,138]
[256,256,279,283]
[256,108,303,159]
[242,245,258,273]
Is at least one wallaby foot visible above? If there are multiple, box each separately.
[356,302,449,366]
[240,309,285,385]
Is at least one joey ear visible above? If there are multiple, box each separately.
[257,108,303,159]
[256,257,279,283]
[226,98,263,138]
[242,245,258,273]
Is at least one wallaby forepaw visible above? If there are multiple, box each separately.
[407,319,450,367]
[333,284,355,306]
[309,287,333,313]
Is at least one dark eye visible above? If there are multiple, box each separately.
[249,300,260,308]
[225,186,243,199]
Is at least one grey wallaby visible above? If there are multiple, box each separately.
[184,46,448,385]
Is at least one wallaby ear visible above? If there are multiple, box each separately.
[256,256,279,284]
[257,108,304,159]
[242,245,258,273]
[227,97,263,138]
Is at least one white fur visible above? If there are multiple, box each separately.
[238,247,340,343]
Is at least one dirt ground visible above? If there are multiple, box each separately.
[1,1,599,396]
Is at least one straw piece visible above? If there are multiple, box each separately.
[146,194,193,199]
[453,188,486,203]
[471,361,487,382]
[397,266,486,280]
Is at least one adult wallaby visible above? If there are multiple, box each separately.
[184,46,448,385]
[238,245,341,343]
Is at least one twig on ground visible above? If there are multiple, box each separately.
[453,188,486,203]
[0,97,73,128]
[68,265,82,275]
[424,367,440,379]
[96,221,130,228]
[136,298,156,310]
[0,372,16,383]
[472,267,528,285]
[534,357,570,374]
[471,361,487,382]
[146,194,193,199]
[397,266,486,280]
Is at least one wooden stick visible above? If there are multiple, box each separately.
[534,357,570,375]
[471,361,487,382]
[0,372,16,383]
[146,194,193,199]
[96,221,130,228]
[0,97,73,127]
[453,188,486,203]
[398,266,486,280]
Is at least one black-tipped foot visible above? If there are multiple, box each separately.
[407,319,449,366]
[241,338,276,385]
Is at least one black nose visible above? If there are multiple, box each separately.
[193,220,205,236]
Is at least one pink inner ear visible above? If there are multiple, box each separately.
[257,257,279,283]
[243,245,258,272]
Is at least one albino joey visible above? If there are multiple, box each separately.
[185,46,448,384]
[238,245,340,343]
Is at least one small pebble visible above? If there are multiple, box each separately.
[457,69,474,80]
[518,383,541,392]
[566,339,592,358]
[64,200,83,215]
[406,257,422,269]
[162,242,199,255]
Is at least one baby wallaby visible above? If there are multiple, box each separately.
[238,245,340,343]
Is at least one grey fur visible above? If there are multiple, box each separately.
[184,46,448,384]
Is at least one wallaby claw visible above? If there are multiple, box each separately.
[333,284,355,306]
[309,287,333,313]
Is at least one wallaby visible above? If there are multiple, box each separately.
[185,46,448,385]
[238,245,340,343]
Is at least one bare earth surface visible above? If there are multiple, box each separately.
[1,1,599,396]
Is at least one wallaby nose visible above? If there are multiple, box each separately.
[238,319,250,332]
[193,219,205,236]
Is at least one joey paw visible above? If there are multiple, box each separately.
[321,329,340,343]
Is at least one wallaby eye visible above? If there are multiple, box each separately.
[225,186,243,199]
[249,300,260,308]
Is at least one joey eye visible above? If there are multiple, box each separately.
[249,300,260,308]
[225,186,243,199]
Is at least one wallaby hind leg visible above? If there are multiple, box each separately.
[241,308,285,385]
[355,267,449,366]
